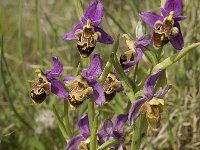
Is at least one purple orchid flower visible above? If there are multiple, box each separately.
[64,54,106,108]
[140,0,186,50]
[66,114,90,150]
[30,56,68,103]
[128,70,171,131]
[97,114,128,149]
[120,34,152,73]
[63,0,114,57]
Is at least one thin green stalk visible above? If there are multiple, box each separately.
[97,138,119,150]
[133,63,138,83]
[131,115,148,150]
[1,38,33,130]
[19,0,28,90]
[98,34,120,84]
[88,99,95,129]
[90,113,99,150]
[35,0,43,61]
[153,42,200,72]
[64,102,72,138]
[52,105,69,141]
[75,63,81,76]
[76,0,84,17]
[112,53,135,102]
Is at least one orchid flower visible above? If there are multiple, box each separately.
[64,54,105,108]
[64,0,114,57]
[66,114,90,150]
[128,70,171,131]
[120,34,151,73]
[102,72,122,102]
[30,57,68,103]
[140,0,186,50]
[97,114,128,149]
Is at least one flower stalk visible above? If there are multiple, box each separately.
[52,105,69,141]
[90,113,99,150]
[97,138,120,150]
[64,102,73,138]
[131,115,148,150]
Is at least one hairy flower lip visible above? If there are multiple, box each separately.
[140,0,185,50]
[128,70,171,129]
[30,57,69,103]
[63,0,114,51]
[64,54,106,108]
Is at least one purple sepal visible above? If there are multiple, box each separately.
[113,114,128,132]
[169,22,184,50]
[155,85,172,98]
[78,114,90,138]
[94,26,114,44]
[45,56,63,80]
[90,81,106,106]
[66,135,85,150]
[128,97,147,125]
[81,0,103,26]
[122,48,143,70]
[63,23,83,40]
[97,130,109,145]
[174,16,186,22]
[145,70,163,96]
[163,0,183,17]
[50,79,69,100]
[81,54,103,82]
[139,12,163,28]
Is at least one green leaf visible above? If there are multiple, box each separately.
[98,34,120,84]
[52,105,69,141]
[143,48,159,66]
[153,43,200,72]
[112,53,135,102]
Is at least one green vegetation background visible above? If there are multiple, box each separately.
[0,0,199,149]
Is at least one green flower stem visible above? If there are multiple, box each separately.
[88,99,95,129]
[52,105,69,141]
[153,42,200,72]
[64,102,72,138]
[90,113,99,150]
[112,53,135,102]
[97,138,119,150]
[131,115,148,150]
[76,0,84,18]
[75,63,81,76]
[98,34,120,84]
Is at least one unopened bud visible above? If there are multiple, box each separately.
[136,19,146,39]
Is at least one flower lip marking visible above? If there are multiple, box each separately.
[103,73,121,101]
[67,76,93,108]
[153,11,179,49]
[30,69,51,104]
[75,20,101,58]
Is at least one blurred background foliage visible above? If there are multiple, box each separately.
[0,0,200,149]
